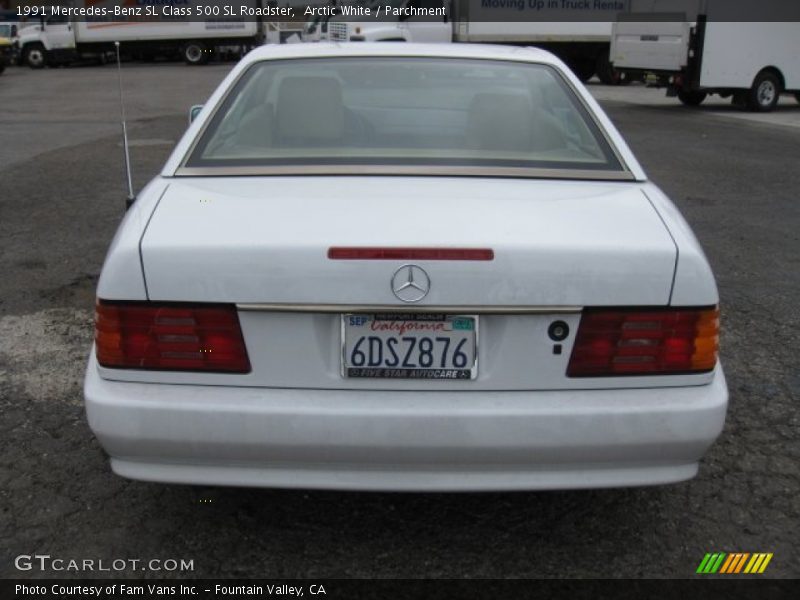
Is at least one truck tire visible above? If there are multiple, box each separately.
[677,90,707,107]
[23,44,47,69]
[747,70,781,112]
[182,41,209,66]
[596,51,627,86]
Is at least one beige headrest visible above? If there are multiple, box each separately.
[276,76,345,144]
[466,93,533,152]
[237,103,274,148]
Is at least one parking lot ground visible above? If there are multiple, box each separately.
[588,81,800,130]
[0,65,798,579]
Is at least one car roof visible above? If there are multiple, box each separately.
[243,42,561,67]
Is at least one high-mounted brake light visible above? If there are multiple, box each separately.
[328,247,494,261]
[95,301,251,373]
[567,307,719,377]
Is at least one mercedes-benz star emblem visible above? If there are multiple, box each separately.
[391,264,430,303]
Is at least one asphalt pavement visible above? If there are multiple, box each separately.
[0,63,798,579]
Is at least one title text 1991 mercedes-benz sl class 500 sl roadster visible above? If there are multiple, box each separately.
[84,43,726,491]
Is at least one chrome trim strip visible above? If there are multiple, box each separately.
[236,303,582,314]
[177,57,634,180]
[175,165,634,180]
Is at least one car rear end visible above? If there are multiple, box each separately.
[84,44,727,491]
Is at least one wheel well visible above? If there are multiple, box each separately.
[755,67,785,90]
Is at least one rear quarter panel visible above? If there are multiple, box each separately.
[96,178,169,301]
[642,183,718,307]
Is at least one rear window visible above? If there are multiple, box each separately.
[184,57,624,176]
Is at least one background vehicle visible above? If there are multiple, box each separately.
[0,38,10,74]
[315,0,626,83]
[0,22,18,68]
[302,13,328,43]
[17,1,263,68]
[611,0,800,111]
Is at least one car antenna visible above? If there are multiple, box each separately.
[115,41,135,208]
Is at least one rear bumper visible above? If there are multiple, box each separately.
[84,356,728,491]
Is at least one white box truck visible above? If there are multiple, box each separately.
[610,0,800,111]
[311,0,632,84]
[18,1,263,68]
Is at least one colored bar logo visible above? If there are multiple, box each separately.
[696,552,773,574]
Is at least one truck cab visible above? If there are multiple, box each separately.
[302,14,328,43]
[18,14,78,69]
[326,0,451,44]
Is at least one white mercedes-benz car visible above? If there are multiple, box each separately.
[85,43,727,491]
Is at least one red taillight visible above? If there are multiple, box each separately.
[95,301,251,373]
[328,247,495,261]
[567,307,719,377]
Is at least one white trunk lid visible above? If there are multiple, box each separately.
[141,176,676,307]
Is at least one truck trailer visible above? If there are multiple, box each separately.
[18,1,263,68]
[610,0,800,111]
[311,0,630,84]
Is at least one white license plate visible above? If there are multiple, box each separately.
[342,314,478,379]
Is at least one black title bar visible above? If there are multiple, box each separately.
[8,0,800,23]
